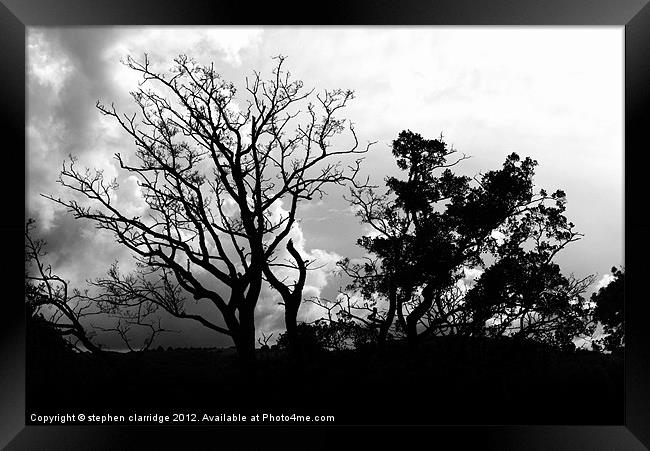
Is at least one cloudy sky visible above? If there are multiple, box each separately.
[27,27,623,349]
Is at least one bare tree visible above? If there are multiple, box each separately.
[257,331,274,349]
[87,263,178,352]
[25,219,102,354]
[45,54,371,365]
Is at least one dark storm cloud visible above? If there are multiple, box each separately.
[34,29,124,156]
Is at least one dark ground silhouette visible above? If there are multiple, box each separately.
[27,331,622,425]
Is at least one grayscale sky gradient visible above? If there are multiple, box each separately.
[27,27,623,349]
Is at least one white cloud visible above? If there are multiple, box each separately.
[596,273,615,290]
[119,175,147,218]
[490,230,506,246]
[27,30,73,96]
[103,27,264,89]
[255,201,342,339]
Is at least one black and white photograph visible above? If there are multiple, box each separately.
[23,25,626,427]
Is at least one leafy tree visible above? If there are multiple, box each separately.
[591,267,624,353]
[344,130,593,349]
[46,55,371,364]
[463,194,597,349]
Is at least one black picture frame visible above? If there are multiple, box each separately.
[2,1,649,449]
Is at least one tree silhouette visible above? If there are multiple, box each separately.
[591,267,624,353]
[25,219,102,354]
[465,252,595,350]
[45,55,371,364]
[25,219,169,353]
[344,130,593,349]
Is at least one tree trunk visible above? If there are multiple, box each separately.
[262,239,307,364]
[405,320,419,349]
[396,297,407,337]
[284,300,303,363]
[234,304,257,371]
[405,283,436,349]
[378,283,397,346]
[236,258,265,369]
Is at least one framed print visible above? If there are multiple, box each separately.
[2,0,649,449]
